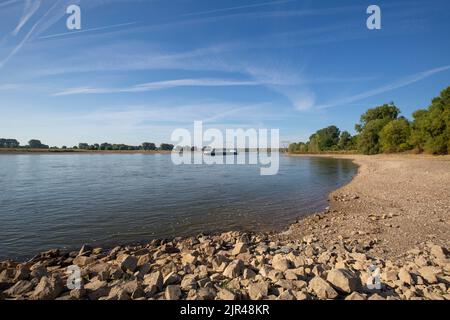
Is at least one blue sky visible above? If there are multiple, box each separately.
[0,0,449,147]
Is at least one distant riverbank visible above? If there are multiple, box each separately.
[0,148,171,154]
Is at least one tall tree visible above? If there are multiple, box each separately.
[356,103,400,154]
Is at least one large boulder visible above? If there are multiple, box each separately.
[326,268,361,293]
[308,276,338,299]
[31,274,63,300]
[223,260,244,278]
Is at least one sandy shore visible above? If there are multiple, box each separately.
[284,154,450,259]
[0,154,448,300]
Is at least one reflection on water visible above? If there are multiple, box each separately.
[0,154,356,260]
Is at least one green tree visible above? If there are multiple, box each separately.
[142,142,156,150]
[160,143,174,151]
[338,131,353,150]
[410,86,450,154]
[357,119,389,154]
[379,118,412,153]
[356,103,400,154]
[29,139,49,149]
[78,143,89,150]
[0,138,20,148]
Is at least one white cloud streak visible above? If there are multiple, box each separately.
[52,78,263,96]
[316,65,450,109]
[13,0,41,36]
[181,0,295,17]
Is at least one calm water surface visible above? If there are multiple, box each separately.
[0,154,356,260]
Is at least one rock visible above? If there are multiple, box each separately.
[368,293,385,300]
[109,266,124,280]
[398,268,413,285]
[5,280,34,297]
[143,271,163,293]
[196,287,216,300]
[345,292,366,300]
[243,268,256,280]
[118,255,137,272]
[181,274,197,290]
[78,244,93,256]
[308,276,338,299]
[14,265,30,281]
[248,281,268,300]
[284,270,299,280]
[231,242,248,255]
[217,288,236,300]
[84,280,110,300]
[272,254,291,271]
[418,266,440,284]
[165,285,182,300]
[294,291,309,300]
[164,272,181,286]
[30,266,48,280]
[326,268,361,293]
[223,260,244,278]
[429,245,447,260]
[277,290,295,300]
[181,253,197,265]
[107,286,130,300]
[70,288,86,299]
[73,255,95,267]
[31,274,63,300]
[382,270,398,282]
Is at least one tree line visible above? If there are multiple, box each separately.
[0,139,174,151]
[289,86,450,155]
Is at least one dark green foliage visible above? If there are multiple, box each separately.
[142,142,156,150]
[357,119,389,154]
[288,142,308,153]
[160,143,174,151]
[410,86,450,154]
[289,126,355,153]
[356,103,400,154]
[379,118,412,153]
[357,103,400,130]
[338,131,353,150]
[28,139,49,149]
[0,138,20,148]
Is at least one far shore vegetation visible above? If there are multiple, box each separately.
[0,140,175,152]
[1,86,449,156]
[289,86,450,155]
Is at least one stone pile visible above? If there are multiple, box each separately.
[0,231,448,300]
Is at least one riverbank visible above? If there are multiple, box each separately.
[285,154,450,259]
[0,155,448,300]
[0,149,171,154]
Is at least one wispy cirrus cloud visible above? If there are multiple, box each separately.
[52,78,263,96]
[13,0,41,36]
[181,0,295,17]
[316,65,450,109]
